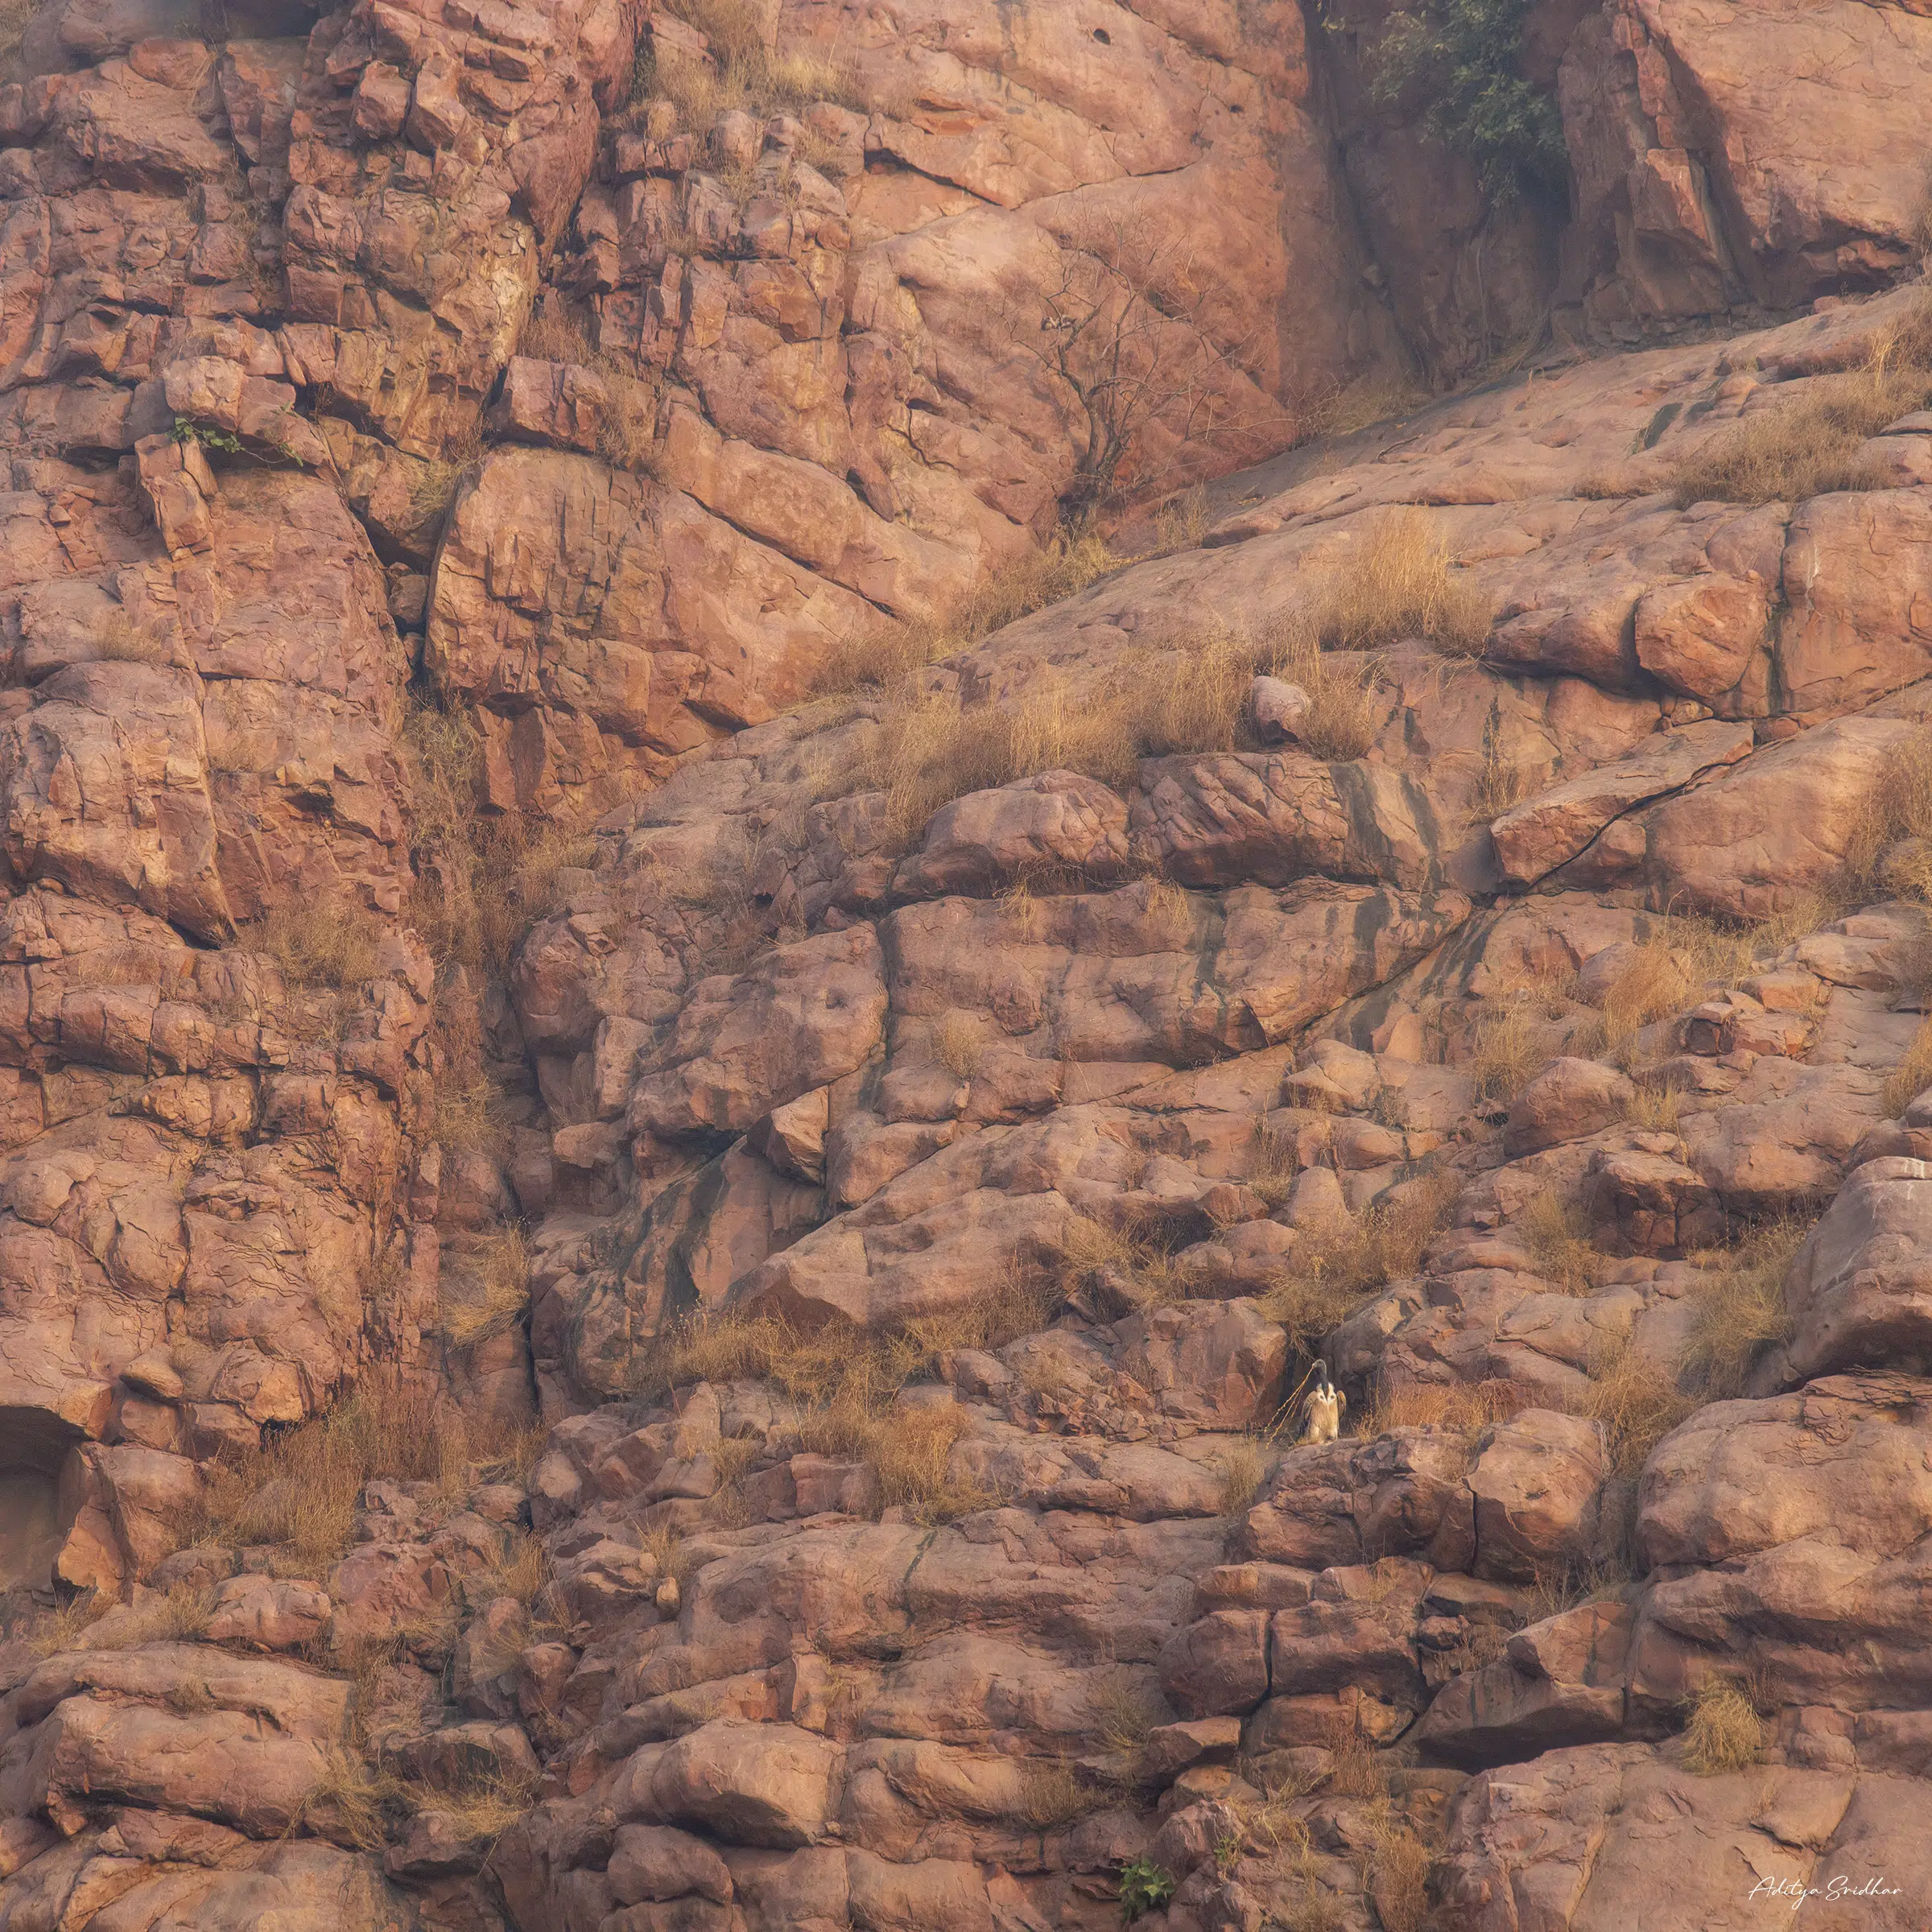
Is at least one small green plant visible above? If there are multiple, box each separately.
[1118,1856,1178,1922]
[171,415,246,455]
[1359,0,1567,205]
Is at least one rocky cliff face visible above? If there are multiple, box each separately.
[4,0,1932,1926]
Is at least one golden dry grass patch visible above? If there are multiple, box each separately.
[815,532,1122,696]
[1681,1678,1766,1775]
[1682,1216,1807,1399]
[1567,1337,1695,1480]
[1518,1189,1604,1295]
[1359,1377,1521,1438]
[1278,507,1492,659]
[197,1373,480,1573]
[1261,1169,1459,1356]
[440,1227,531,1347]
[1672,297,1932,507]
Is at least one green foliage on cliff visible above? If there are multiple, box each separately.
[1363,0,1568,205]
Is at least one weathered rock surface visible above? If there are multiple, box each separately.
[9,0,1932,1926]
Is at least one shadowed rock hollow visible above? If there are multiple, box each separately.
[4,0,1932,1926]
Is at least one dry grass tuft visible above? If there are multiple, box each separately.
[935,1009,986,1080]
[474,1530,549,1610]
[1473,718,1528,819]
[862,625,1253,841]
[0,0,32,72]
[25,1589,112,1657]
[1468,1005,1548,1107]
[1681,1678,1765,1775]
[409,1769,539,1843]
[1626,1078,1686,1135]
[1142,877,1197,950]
[866,1403,996,1522]
[631,1282,1050,1522]
[238,894,388,1037]
[80,1581,214,1650]
[1255,621,1383,762]
[1518,1190,1603,1295]
[1682,1216,1807,1399]
[1216,1436,1265,1516]
[296,1748,406,1852]
[1051,1213,1188,1311]
[1304,369,1432,440]
[815,532,1121,695]
[1575,912,1800,1067]
[1567,1338,1695,1480]
[198,1374,471,1573]
[1246,1121,1301,1210]
[634,0,862,122]
[442,1228,531,1347]
[1324,1724,1389,1798]
[1261,1169,1459,1355]
[1885,1016,1932,1117]
[1013,1758,1100,1831]
[1672,298,1932,506]
[402,700,611,984]
[1363,1813,1432,1932]
[1088,1667,1162,1757]
[1852,726,1932,904]
[1278,508,1491,659]
[1360,1378,1521,1438]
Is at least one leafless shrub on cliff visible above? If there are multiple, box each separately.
[1681,1678,1765,1775]
[1672,292,1932,507]
[1000,210,1278,525]
[402,698,606,981]
[1323,1719,1390,1799]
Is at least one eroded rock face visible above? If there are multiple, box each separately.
[8,0,1932,1926]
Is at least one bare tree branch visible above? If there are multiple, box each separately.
[998,208,1282,526]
